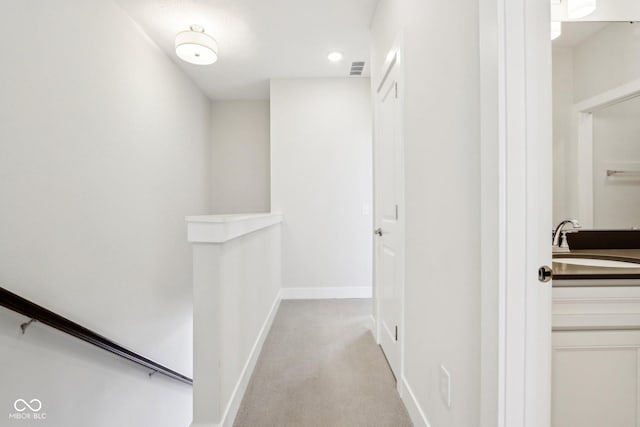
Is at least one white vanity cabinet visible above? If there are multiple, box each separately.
[552,286,640,427]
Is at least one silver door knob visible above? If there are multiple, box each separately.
[538,265,553,283]
[374,228,383,236]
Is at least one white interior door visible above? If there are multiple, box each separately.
[374,53,403,380]
[500,0,553,425]
[480,1,552,425]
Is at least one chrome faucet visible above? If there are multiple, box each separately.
[553,219,581,247]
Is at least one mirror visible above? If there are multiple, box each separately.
[553,21,640,228]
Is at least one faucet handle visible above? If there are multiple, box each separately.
[553,219,581,247]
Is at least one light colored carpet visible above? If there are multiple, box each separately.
[233,299,413,427]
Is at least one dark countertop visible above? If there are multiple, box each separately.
[553,249,640,281]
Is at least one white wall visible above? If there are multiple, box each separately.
[553,23,640,225]
[189,217,282,426]
[371,0,481,426]
[592,96,640,227]
[211,101,270,214]
[574,23,640,228]
[0,1,211,425]
[552,47,579,225]
[270,78,373,294]
[573,23,640,103]
[218,224,281,424]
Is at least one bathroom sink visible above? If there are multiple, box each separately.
[553,257,640,268]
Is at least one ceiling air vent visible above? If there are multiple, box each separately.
[350,61,365,76]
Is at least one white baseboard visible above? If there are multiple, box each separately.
[401,376,432,427]
[280,286,372,300]
[219,291,282,427]
[367,314,376,334]
[197,286,372,427]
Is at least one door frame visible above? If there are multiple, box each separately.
[484,9,640,426]
[479,0,553,426]
[373,34,405,393]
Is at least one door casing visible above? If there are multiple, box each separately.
[480,3,640,427]
[479,0,553,425]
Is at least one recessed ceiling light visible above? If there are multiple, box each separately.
[328,52,343,62]
[175,25,218,66]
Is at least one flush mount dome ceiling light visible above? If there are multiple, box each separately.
[175,25,218,65]
[567,0,596,19]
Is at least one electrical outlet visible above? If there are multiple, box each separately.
[440,364,452,408]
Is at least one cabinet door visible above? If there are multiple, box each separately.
[553,330,640,427]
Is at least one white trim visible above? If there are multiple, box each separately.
[219,291,281,427]
[478,0,503,423]
[480,0,552,425]
[190,285,375,427]
[553,286,640,331]
[280,286,372,300]
[576,112,594,227]
[186,212,283,243]
[367,314,376,334]
[555,279,640,287]
[400,376,432,427]
[520,0,554,424]
[574,78,640,114]
[376,52,398,94]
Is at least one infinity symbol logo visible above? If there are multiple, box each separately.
[13,399,42,412]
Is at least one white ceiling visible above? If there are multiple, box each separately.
[115,0,379,100]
